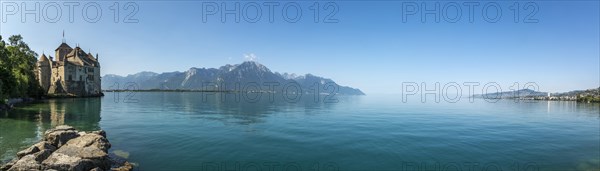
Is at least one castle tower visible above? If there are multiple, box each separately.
[37,54,52,92]
[55,43,72,62]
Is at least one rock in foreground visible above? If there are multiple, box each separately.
[1,125,133,171]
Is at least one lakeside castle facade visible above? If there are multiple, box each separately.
[35,41,102,96]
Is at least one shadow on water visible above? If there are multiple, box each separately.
[0,98,102,163]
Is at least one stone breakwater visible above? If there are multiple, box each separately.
[0,125,133,171]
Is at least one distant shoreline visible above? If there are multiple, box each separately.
[472,88,600,103]
[472,96,600,103]
[102,89,236,93]
[102,89,356,96]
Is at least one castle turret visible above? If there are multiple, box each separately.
[37,54,52,92]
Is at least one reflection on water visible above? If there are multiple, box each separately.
[0,93,598,170]
[545,100,600,117]
[129,92,343,125]
[0,98,101,163]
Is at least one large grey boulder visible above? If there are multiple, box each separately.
[16,141,57,159]
[1,125,132,171]
[43,125,80,148]
[43,134,112,171]
[67,133,111,152]
[7,155,42,171]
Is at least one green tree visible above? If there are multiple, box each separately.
[0,35,43,104]
[0,35,11,104]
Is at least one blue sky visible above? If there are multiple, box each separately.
[1,1,598,94]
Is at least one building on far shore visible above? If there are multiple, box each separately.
[35,39,101,97]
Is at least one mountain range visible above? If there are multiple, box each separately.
[102,61,365,95]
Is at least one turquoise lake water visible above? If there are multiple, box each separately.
[1,92,599,170]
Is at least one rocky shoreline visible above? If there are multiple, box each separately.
[0,98,36,111]
[0,125,132,171]
[0,94,105,111]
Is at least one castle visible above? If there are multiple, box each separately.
[35,41,101,97]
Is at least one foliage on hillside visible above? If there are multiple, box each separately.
[577,94,600,103]
[0,35,44,104]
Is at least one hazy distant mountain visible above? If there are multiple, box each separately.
[473,89,547,98]
[473,87,600,99]
[551,87,600,97]
[102,61,365,95]
[472,87,600,102]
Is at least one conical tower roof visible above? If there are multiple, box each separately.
[55,43,72,51]
[39,54,49,62]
